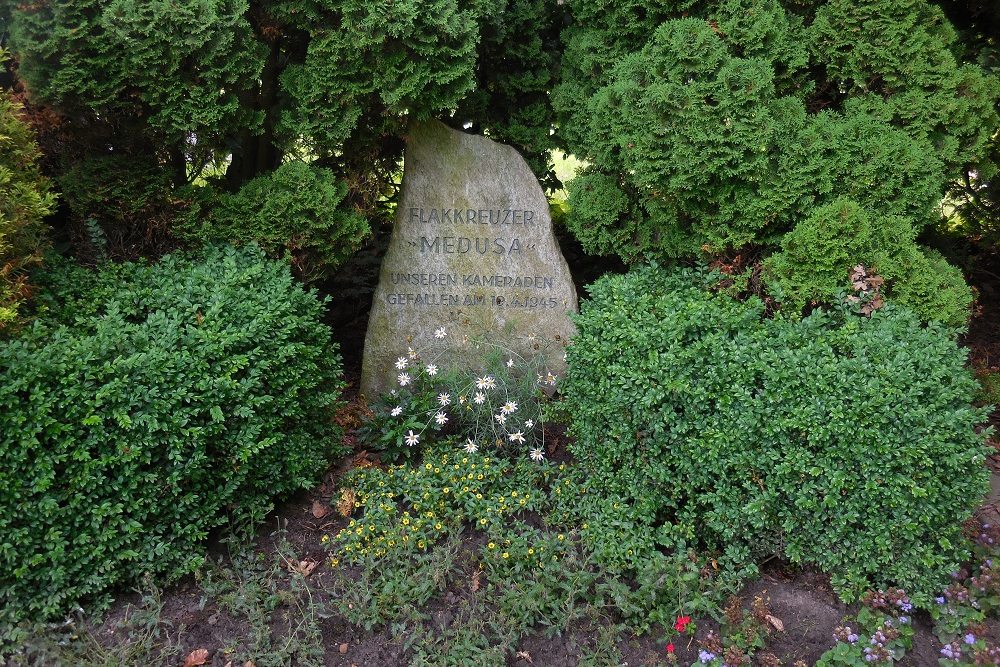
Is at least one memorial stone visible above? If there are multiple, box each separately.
[360,120,578,397]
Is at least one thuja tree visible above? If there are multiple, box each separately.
[555,0,1000,324]
[0,85,55,332]
[1,0,561,264]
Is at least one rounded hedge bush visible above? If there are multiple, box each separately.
[0,245,345,624]
[561,266,990,601]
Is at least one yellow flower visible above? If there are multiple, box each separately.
[402,518,410,525]
[321,535,329,544]
[488,542,496,549]
[557,534,564,540]
[528,548,535,555]
[502,552,509,559]
[330,558,340,567]
[435,523,443,530]
[511,491,518,498]
[479,518,487,526]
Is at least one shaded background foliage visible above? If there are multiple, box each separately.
[0,0,563,274]
[1,0,998,325]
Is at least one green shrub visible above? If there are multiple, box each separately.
[561,266,991,601]
[0,87,55,331]
[554,0,1000,264]
[176,161,370,281]
[765,198,974,327]
[0,244,346,625]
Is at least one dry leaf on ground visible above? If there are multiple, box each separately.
[311,500,331,519]
[183,649,209,667]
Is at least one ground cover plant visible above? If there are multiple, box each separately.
[0,244,346,632]
[325,444,729,659]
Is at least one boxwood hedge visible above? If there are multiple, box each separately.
[0,245,345,624]
[561,266,990,601]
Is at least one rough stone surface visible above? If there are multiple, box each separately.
[360,120,578,398]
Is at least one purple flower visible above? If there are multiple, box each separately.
[847,633,859,643]
[899,616,910,625]
[941,644,960,660]
[965,633,976,645]
[699,650,717,664]
[898,601,912,612]
[935,596,946,605]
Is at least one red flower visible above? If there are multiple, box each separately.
[666,643,675,654]
[674,615,692,632]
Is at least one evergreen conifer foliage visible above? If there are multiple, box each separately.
[555,0,1000,277]
[3,0,562,204]
[0,90,55,331]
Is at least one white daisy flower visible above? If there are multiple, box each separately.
[495,413,507,424]
[434,411,448,425]
[546,372,557,386]
[463,439,478,454]
[525,419,534,429]
[506,358,514,368]
[529,448,545,462]
[526,333,537,342]
[426,364,438,376]
[484,376,497,389]
[508,431,525,444]
[438,393,451,406]
[395,356,408,370]
[434,327,448,339]
[473,392,486,405]
[405,430,420,446]
[537,374,545,385]
[390,406,403,417]
[398,372,411,386]
[408,346,418,359]
[501,401,518,415]
[475,376,489,390]
[459,395,467,405]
